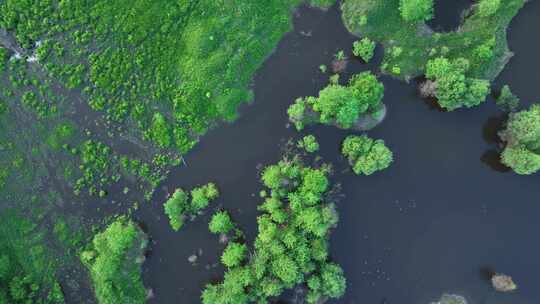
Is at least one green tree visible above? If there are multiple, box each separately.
[209,211,235,234]
[496,85,520,112]
[499,104,540,174]
[352,38,375,62]
[298,135,320,153]
[191,183,219,211]
[149,113,171,148]
[163,188,188,231]
[221,242,247,268]
[342,135,393,175]
[477,0,501,17]
[399,0,434,22]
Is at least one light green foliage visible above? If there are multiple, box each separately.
[0,212,65,304]
[478,0,501,17]
[309,0,336,8]
[164,189,189,231]
[342,135,393,175]
[298,135,320,153]
[221,242,247,268]
[342,0,525,80]
[163,183,219,231]
[46,122,76,151]
[191,183,219,211]
[201,158,345,304]
[81,218,147,304]
[399,0,434,22]
[352,38,375,62]
[425,57,490,110]
[209,211,235,234]
[496,85,520,111]
[288,71,384,130]
[499,104,540,174]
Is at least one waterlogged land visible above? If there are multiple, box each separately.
[1,0,540,304]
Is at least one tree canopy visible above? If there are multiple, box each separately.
[499,104,540,174]
[342,135,393,175]
[425,57,490,111]
[201,158,346,304]
[399,0,434,22]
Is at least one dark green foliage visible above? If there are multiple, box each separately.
[297,135,320,153]
[352,38,375,62]
[149,113,172,149]
[399,0,434,22]
[496,85,520,112]
[499,104,540,174]
[163,183,219,231]
[209,211,235,235]
[288,71,384,130]
[0,48,8,71]
[425,57,490,110]
[81,218,148,304]
[46,122,76,151]
[342,135,393,175]
[201,158,345,304]
[0,211,64,304]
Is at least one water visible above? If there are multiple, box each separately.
[136,2,540,304]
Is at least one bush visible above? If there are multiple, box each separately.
[163,189,189,231]
[496,85,520,112]
[221,242,247,268]
[478,0,501,17]
[298,135,320,153]
[209,211,235,234]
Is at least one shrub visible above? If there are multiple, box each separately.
[399,0,434,22]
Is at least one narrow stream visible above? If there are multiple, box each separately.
[137,2,540,303]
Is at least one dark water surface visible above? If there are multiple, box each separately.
[137,2,540,304]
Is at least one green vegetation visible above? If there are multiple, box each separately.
[342,135,393,175]
[496,84,520,112]
[425,57,490,111]
[352,38,376,62]
[399,0,434,22]
[201,157,345,304]
[209,211,235,235]
[163,183,219,231]
[0,211,65,304]
[288,71,384,130]
[81,218,148,304]
[342,0,525,80]
[297,135,320,153]
[499,104,540,175]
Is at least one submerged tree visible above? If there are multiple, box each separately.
[201,157,346,304]
[496,85,520,112]
[425,57,490,111]
[499,104,540,175]
[352,38,375,63]
[399,0,434,22]
[342,135,393,175]
[288,71,384,130]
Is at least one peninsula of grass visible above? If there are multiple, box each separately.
[341,0,526,80]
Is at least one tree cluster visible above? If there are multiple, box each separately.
[288,71,384,130]
[201,158,346,304]
[425,57,490,111]
[342,135,393,175]
[499,104,540,175]
[80,218,148,304]
[163,183,220,231]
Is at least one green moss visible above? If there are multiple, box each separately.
[81,218,148,304]
[341,0,525,80]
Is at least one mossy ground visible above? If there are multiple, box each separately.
[341,0,525,80]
